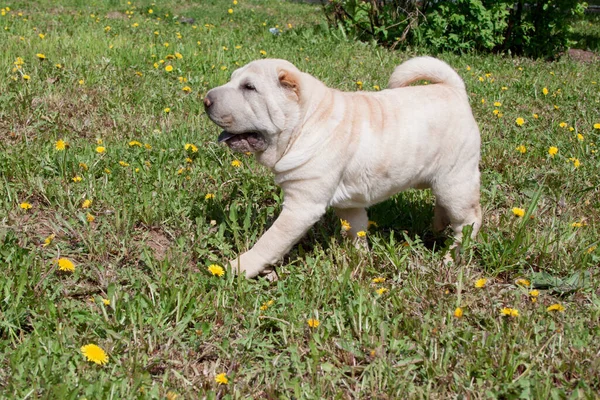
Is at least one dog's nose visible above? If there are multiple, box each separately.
[203,94,213,109]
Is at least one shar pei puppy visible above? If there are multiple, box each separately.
[204,56,481,278]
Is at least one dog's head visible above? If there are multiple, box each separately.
[204,59,304,166]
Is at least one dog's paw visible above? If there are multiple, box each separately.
[229,251,268,279]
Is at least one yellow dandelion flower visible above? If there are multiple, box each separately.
[205,193,215,200]
[494,101,502,107]
[260,299,275,311]
[36,53,46,60]
[102,298,110,306]
[500,307,519,317]
[373,85,380,90]
[481,98,485,104]
[215,373,229,385]
[166,392,178,400]
[148,8,153,13]
[577,134,584,141]
[548,146,558,157]
[119,160,129,167]
[38,33,45,39]
[542,87,548,95]
[259,50,267,56]
[23,75,31,81]
[307,318,320,328]
[356,231,366,238]
[20,202,32,210]
[559,122,567,128]
[586,245,596,254]
[81,344,109,365]
[165,65,173,72]
[372,277,386,284]
[164,107,171,113]
[501,86,508,90]
[516,145,527,154]
[96,146,105,154]
[42,234,55,247]
[78,79,85,85]
[144,143,151,150]
[493,109,500,115]
[182,86,191,93]
[376,287,388,295]
[228,8,233,14]
[515,278,530,287]
[104,168,111,174]
[185,157,193,163]
[55,139,67,151]
[594,123,600,129]
[231,160,242,167]
[571,158,581,168]
[81,199,92,209]
[57,257,75,272]
[340,219,351,232]
[475,278,487,288]
[208,264,225,277]
[515,117,525,126]
[547,304,565,312]
[86,213,95,223]
[72,176,82,183]
[512,207,525,217]
[454,307,463,318]
[79,162,88,171]
[571,221,583,228]
[529,290,540,303]
[533,113,539,119]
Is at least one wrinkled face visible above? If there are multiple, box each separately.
[204,59,301,155]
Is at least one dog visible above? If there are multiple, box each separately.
[204,57,481,278]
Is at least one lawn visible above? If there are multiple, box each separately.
[1,0,599,398]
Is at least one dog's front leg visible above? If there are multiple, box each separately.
[230,200,327,278]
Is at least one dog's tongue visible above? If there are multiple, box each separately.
[218,131,236,143]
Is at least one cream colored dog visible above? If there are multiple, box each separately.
[204,57,481,278]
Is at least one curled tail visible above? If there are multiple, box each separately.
[388,56,465,92]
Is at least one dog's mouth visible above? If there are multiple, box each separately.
[218,131,268,153]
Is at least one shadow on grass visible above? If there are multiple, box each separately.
[298,189,448,256]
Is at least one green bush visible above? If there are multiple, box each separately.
[323,0,588,58]
[423,0,510,52]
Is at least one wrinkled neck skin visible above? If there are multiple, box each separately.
[256,73,331,173]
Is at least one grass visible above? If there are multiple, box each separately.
[1,0,599,398]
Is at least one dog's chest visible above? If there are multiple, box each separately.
[329,170,388,208]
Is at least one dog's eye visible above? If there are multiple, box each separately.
[243,82,256,91]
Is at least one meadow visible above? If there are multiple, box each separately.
[1,0,599,398]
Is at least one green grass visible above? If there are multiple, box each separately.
[1,0,599,398]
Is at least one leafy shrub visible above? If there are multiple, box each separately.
[322,0,588,58]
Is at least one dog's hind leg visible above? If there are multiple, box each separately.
[432,180,482,243]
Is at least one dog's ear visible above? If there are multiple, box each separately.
[278,69,300,100]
